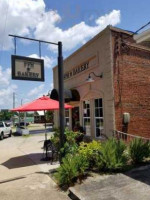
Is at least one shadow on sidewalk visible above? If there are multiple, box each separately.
[123,165,150,186]
[1,153,52,169]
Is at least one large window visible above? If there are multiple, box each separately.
[65,109,70,127]
[95,98,104,137]
[83,100,91,136]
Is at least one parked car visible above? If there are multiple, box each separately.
[0,121,12,140]
[14,122,29,127]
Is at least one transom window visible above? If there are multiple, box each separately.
[94,98,104,137]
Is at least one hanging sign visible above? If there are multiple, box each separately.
[11,55,44,81]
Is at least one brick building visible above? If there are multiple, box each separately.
[51,25,150,139]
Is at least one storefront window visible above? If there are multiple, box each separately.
[83,100,91,136]
[65,109,70,127]
[95,98,104,137]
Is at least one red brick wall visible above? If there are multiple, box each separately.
[112,31,150,138]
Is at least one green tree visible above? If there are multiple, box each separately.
[45,111,53,122]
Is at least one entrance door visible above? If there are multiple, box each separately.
[83,100,91,136]
[72,107,80,131]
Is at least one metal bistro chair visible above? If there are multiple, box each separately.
[43,139,58,164]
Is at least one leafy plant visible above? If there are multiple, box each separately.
[97,138,127,171]
[51,128,60,151]
[54,155,78,186]
[73,154,89,178]
[54,154,88,187]
[51,128,83,155]
[129,138,150,164]
[61,141,78,156]
[79,140,101,168]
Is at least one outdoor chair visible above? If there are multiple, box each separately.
[42,139,58,164]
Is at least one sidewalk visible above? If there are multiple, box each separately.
[0,135,70,200]
[69,165,150,200]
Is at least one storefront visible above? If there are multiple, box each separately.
[51,26,115,139]
[51,25,150,139]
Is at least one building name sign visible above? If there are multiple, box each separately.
[11,55,44,82]
[64,61,89,80]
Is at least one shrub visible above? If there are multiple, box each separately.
[54,154,88,187]
[73,154,89,178]
[54,155,78,186]
[129,138,150,164]
[78,140,101,168]
[97,138,127,171]
[51,128,81,155]
[61,141,78,156]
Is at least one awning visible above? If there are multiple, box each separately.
[50,89,80,102]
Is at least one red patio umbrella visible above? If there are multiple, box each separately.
[11,95,73,145]
[11,95,72,112]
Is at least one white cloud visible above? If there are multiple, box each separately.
[35,10,121,52]
[28,54,55,68]
[96,10,120,26]
[0,66,18,108]
[0,0,121,52]
[0,0,45,50]
[27,84,45,97]
[0,66,11,86]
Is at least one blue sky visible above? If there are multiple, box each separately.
[0,0,150,109]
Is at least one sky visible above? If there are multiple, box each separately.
[0,0,150,109]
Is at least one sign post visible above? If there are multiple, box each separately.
[9,34,65,161]
[58,42,65,159]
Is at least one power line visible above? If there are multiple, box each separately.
[133,21,150,35]
[124,21,150,40]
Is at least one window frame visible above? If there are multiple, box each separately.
[83,100,91,135]
[65,109,70,127]
[94,98,104,138]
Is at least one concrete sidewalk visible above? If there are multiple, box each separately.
[0,135,69,200]
[69,165,150,200]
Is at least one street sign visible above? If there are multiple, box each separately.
[11,55,44,81]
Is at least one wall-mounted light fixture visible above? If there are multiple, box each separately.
[86,72,103,83]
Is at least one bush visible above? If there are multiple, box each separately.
[129,138,150,164]
[73,154,89,178]
[51,128,84,156]
[54,154,88,187]
[78,140,101,168]
[97,138,127,171]
[51,128,60,151]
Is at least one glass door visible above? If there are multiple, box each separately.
[83,100,91,136]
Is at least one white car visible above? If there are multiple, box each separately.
[0,121,12,140]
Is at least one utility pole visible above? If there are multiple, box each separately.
[12,92,15,126]
[13,92,15,108]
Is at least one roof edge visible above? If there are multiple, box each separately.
[53,25,133,70]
